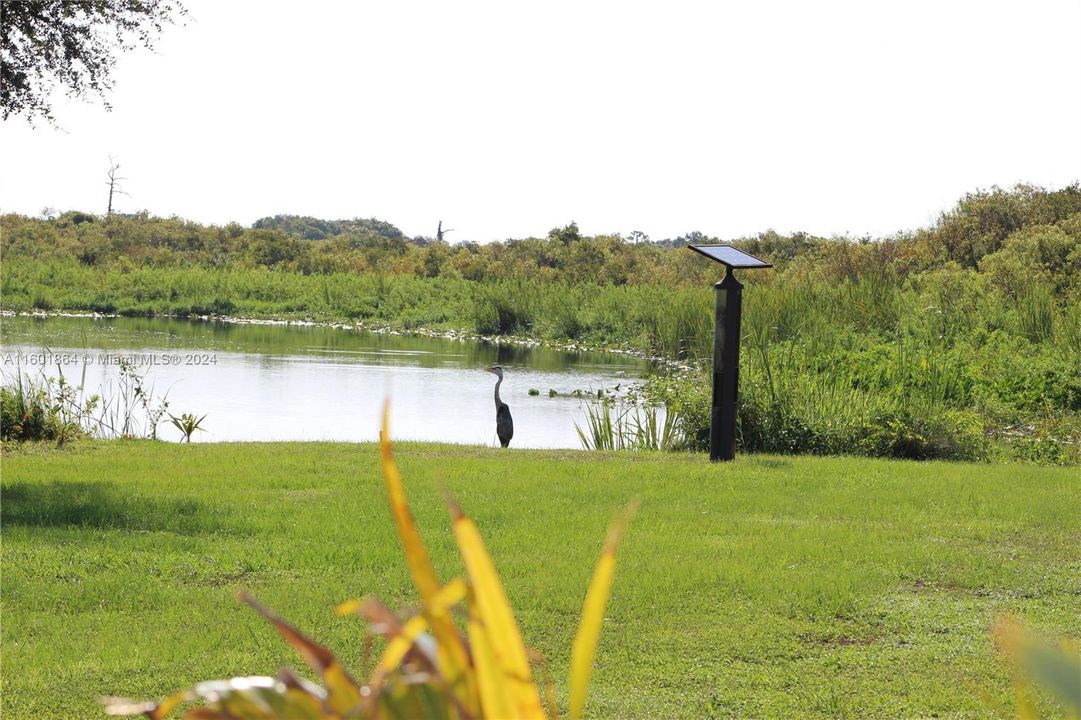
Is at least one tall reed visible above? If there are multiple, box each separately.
[576,401,679,451]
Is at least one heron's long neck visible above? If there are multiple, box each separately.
[494,375,503,407]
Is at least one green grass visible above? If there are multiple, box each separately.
[2,441,1078,718]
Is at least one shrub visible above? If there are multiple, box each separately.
[647,363,990,461]
[1,360,177,444]
[0,373,83,443]
[643,369,711,451]
[857,406,987,461]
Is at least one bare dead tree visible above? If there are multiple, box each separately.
[106,156,129,215]
[437,220,454,243]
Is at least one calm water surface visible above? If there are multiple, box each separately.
[0,316,650,448]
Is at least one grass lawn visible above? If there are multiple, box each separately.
[1,441,1078,719]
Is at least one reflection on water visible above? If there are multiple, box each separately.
[0,316,650,448]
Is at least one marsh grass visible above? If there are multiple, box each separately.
[0,368,85,444]
[575,402,678,451]
[1,358,173,443]
[1016,284,1056,343]
[649,288,713,360]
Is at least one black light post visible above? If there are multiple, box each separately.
[687,245,773,461]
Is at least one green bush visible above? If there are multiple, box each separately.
[649,353,990,461]
[857,406,987,461]
[0,376,83,443]
[644,369,711,451]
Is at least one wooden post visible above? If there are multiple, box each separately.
[710,267,743,461]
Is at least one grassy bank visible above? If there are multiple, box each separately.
[2,441,1078,718]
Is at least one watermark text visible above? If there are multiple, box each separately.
[1,351,219,367]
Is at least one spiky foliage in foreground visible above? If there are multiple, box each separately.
[103,405,634,719]
[994,618,1081,719]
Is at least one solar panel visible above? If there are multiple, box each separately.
[687,244,773,269]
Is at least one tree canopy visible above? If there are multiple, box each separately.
[252,215,406,242]
[1,0,186,123]
[2,185,1079,292]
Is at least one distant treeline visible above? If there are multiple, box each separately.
[4,184,1080,292]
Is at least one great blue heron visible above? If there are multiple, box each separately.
[485,365,514,448]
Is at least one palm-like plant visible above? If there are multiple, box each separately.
[168,412,207,443]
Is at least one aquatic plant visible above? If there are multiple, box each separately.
[0,368,85,444]
[168,412,207,443]
[576,400,679,451]
[0,357,189,444]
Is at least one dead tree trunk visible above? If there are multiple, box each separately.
[106,156,128,215]
[437,220,454,243]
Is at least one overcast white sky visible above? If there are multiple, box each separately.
[1,0,1079,242]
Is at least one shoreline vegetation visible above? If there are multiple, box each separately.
[2,183,1079,463]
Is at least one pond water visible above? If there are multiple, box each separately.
[0,316,651,448]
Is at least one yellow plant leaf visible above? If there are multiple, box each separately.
[449,497,546,720]
[468,597,517,719]
[381,402,442,601]
[994,615,1081,718]
[425,582,480,718]
[379,614,431,673]
[185,710,231,720]
[195,677,325,719]
[337,589,475,718]
[333,598,365,617]
[381,404,479,717]
[240,592,361,715]
[1013,682,1038,720]
[568,501,638,720]
[369,581,466,679]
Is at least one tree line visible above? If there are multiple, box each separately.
[3,184,1080,298]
